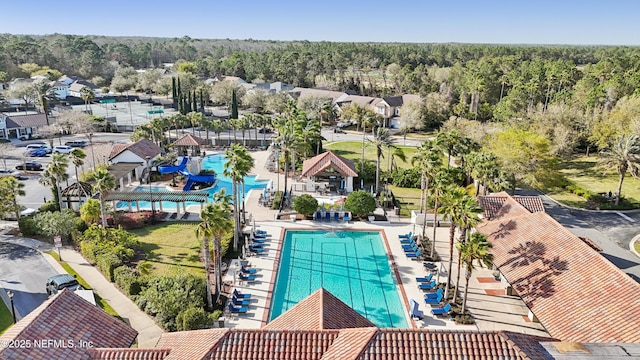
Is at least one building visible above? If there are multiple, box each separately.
[108,139,163,188]
[300,151,358,193]
[0,112,48,139]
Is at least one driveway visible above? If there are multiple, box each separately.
[0,242,59,319]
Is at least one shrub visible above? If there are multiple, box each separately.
[175,307,213,331]
[344,190,376,217]
[96,252,123,282]
[293,194,318,217]
[114,266,144,295]
[271,191,284,210]
[221,232,232,258]
[392,167,422,188]
[18,215,39,236]
[357,160,377,183]
[38,201,59,213]
[80,241,99,263]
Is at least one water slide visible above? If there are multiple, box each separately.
[157,157,216,191]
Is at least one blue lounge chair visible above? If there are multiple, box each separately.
[344,214,350,222]
[415,274,433,283]
[250,243,264,249]
[250,247,265,254]
[325,212,331,221]
[431,303,451,316]
[425,288,443,299]
[403,243,418,252]
[239,273,256,281]
[228,303,247,313]
[333,212,340,221]
[315,211,322,220]
[253,232,266,238]
[232,295,250,306]
[406,249,422,258]
[252,237,266,243]
[233,289,251,299]
[241,265,257,274]
[399,232,412,239]
[418,280,436,290]
[255,229,267,235]
[424,293,443,305]
[400,237,415,244]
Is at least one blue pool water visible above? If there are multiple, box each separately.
[117,154,269,210]
[269,230,408,328]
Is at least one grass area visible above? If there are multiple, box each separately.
[130,222,204,277]
[388,185,422,217]
[0,298,13,335]
[44,251,120,319]
[548,155,640,209]
[324,141,418,170]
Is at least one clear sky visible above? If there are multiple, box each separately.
[2,0,639,45]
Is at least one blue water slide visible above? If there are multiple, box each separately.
[179,169,216,191]
[157,157,189,174]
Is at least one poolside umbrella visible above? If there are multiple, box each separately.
[321,202,326,213]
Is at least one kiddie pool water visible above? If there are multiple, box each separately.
[116,154,269,210]
[269,230,408,328]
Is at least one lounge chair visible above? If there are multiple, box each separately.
[409,299,423,320]
[400,237,416,244]
[425,288,443,299]
[415,274,433,283]
[233,289,251,299]
[315,211,322,220]
[406,249,422,259]
[344,214,350,223]
[403,243,418,252]
[418,280,436,290]
[241,265,257,274]
[228,303,247,313]
[333,212,340,221]
[232,295,250,306]
[399,232,412,239]
[250,247,265,254]
[239,273,256,281]
[251,237,266,243]
[181,211,190,220]
[431,303,451,316]
[255,229,267,235]
[424,293,443,305]
[324,212,331,221]
[253,232,266,238]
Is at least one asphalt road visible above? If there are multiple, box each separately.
[0,242,59,319]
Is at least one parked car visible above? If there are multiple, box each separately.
[26,144,52,154]
[15,162,43,171]
[0,169,23,179]
[258,127,273,134]
[4,206,37,220]
[46,274,83,295]
[64,140,88,148]
[25,148,48,157]
[53,145,73,154]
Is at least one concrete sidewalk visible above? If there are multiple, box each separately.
[0,234,164,348]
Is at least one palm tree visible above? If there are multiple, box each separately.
[438,185,468,300]
[411,140,441,239]
[434,130,462,168]
[223,144,254,251]
[80,198,102,225]
[39,153,69,210]
[456,233,493,314]
[31,81,56,125]
[196,189,233,309]
[70,149,86,183]
[468,151,500,196]
[0,177,25,220]
[211,120,225,146]
[92,169,116,227]
[598,134,640,205]
[80,86,95,112]
[453,195,482,300]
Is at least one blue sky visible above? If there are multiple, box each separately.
[2,0,639,45]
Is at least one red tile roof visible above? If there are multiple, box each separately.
[155,328,227,360]
[88,348,171,359]
[172,134,206,147]
[476,195,640,343]
[301,151,358,178]
[478,192,545,219]
[264,288,375,330]
[109,139,162,161]
[0,289,137,360]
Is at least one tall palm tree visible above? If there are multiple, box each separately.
[438,185,467,300]
[70,149,86,183]
[598,134,640,205]
[468,151,500,196]
[92,169,116,227]
[80,86,95,112]
[434,130,462,168]
[80,198,102,225]
[429,168,456,258]
[211,119,225,146]
[0,177,25,220]
[224,144,254,251]
[369,127,396,194]
[456,233,493,314]
[453,195,482,300]
[39,153,69,210]
[196,189,233,309]
[412,140,441,239]
[31,81,56,125]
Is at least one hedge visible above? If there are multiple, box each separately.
[114,266,145,296]
[96,252,123,282]
[80,241,99,263]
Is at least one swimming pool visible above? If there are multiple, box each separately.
[117,154,269,210]
[269,230,408,328]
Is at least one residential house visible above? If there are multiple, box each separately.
[289,87,345,104]
[0,112,48,139]
[373,94,421,128]
[51,80,70,99]
[58,75,82,86]
[68,79,103,98]
[254,81,294,93]
[108,138,162,188]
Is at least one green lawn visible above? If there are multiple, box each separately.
[44,251,120,319]
[548,155,640,209]
[0,299,13,335]
[324,141,418,170]
[130,222,204,277]
[388,185,422,217]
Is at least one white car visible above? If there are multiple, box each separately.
[53,145,73,154]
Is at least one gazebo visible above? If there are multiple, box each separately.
[172,134,207,157]
[301,151,357,193]
[61,181,94,211]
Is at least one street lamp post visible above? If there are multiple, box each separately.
[146,156,155,223]
[7,290,16,323]
[88,133,96,170]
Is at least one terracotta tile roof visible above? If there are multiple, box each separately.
[109,139,162,160]
[155,328,227,360]
[357,330,554,360]
[301,151,358,178]
[476,196,640,343]
[478,192,545,219]
[320,327,378,360]
[3,113,48,128]
[0,289,137,360]
[172,134,206,147]
[88,348,171,359]
[264,288,375,330]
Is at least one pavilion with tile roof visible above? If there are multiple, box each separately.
[476,193,640,343]
[172,134,207,157]
[0,289,137,360]
[301,151,358,193]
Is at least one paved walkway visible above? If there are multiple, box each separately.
[0,233,164,348]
